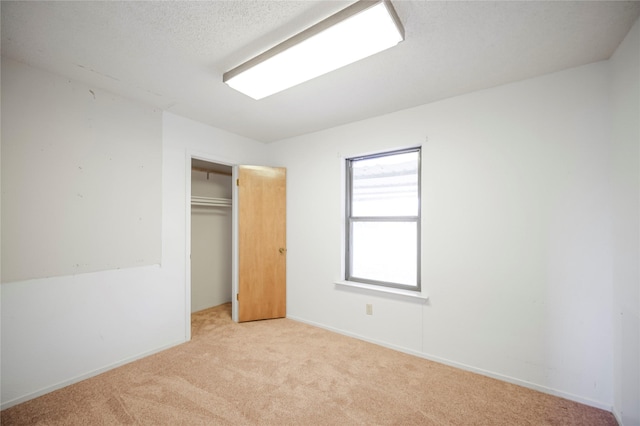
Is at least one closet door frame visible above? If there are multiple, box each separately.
[185,151,239,342]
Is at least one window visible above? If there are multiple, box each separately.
[346,147,421,291]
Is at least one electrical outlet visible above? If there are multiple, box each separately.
[366,304,373,315]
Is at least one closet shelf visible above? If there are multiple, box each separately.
[191,196,232,207]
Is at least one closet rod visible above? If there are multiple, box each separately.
[191,196,232,207]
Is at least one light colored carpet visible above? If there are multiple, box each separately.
[2,303,616,425]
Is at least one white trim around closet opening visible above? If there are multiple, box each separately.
[185,150,238,341]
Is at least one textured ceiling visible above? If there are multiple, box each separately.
[2,1,639,142]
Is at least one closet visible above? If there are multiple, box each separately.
[190,159,233,312]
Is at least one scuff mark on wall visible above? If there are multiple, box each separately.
[75,64,120,82]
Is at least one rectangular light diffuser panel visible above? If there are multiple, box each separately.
[223,0,404,100]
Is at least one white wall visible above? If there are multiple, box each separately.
[191,170,233,312]
[270,61,615,408]
[1,59,176,408]
[0,60,267,408]
[610,17,640,426]
[1,59,162,283]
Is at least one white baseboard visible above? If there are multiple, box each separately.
[1,339,185,411]
[287,314,614,413]
[612,406,624,426]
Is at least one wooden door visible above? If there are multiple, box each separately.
[238,166,286,322]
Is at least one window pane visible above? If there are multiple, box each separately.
[352,151,418,217]
[351,221,417,286]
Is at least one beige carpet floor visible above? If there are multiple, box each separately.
[2,303,616,425]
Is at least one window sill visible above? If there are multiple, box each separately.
[334,280,428,303]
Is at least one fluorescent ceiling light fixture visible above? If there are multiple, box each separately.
[223,0,404,100]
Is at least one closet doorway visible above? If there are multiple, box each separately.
[190,159,233,315]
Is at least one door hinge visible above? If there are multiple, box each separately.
[236,179,239,186]
[236,293,239,301]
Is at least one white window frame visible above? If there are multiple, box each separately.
[345,147,421,292]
